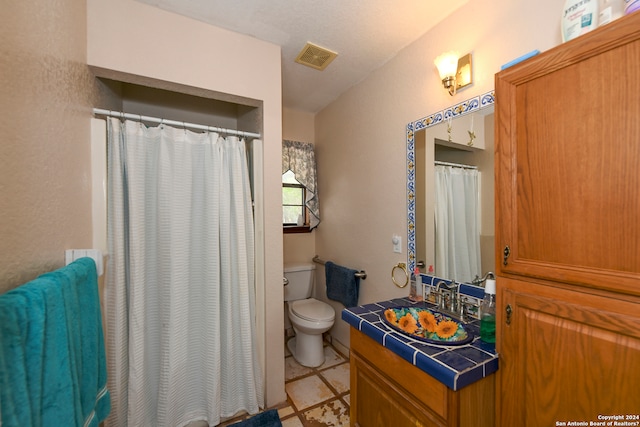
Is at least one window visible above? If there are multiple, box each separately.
[282,139,320,230]
[283,170,310,233]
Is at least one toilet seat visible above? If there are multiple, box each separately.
[290,298,335,322]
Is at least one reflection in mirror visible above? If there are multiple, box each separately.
[407,91,495,284]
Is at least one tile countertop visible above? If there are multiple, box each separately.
[341,297,499,391]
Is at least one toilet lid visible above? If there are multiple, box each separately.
[291,298,335,322]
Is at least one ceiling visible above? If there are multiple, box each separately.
[135,0,469,113]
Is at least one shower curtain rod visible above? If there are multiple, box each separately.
[435,160,477,170]
[92,108,261,139]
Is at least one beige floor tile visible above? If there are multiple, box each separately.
[318,346,346,370]
[330,339,350,359]
[280,415,304,427]
[277,405,295,419]
[343,393,350,406]
[320,362,350,394]
[302,399,350,427]
[285,355,313,381]
[285,375,335,411]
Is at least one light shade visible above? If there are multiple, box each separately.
[434,51,473,96]
[434,51,460,80]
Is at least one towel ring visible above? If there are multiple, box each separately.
[392,263,409,288]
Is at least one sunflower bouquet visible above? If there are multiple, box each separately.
[383,306,469,343]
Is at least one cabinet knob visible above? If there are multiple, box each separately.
[505,304,513,325]
[503,245,511,266]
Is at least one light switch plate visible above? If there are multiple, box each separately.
[392,234,402,253]
[65,249,103,276]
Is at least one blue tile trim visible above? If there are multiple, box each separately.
[361,312,382,323]
[458,283,485,299]
[435,351,476,371]
[415,352,457,389]
[342,297,499,391]
[360,321,386,344]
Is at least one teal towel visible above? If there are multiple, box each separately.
[0,257,110,427]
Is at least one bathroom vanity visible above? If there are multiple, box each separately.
[342,298,497,427]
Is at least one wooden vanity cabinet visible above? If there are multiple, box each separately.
[494,12,640,426]
[349,329,495,427]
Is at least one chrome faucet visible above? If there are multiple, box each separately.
[435,280,458,313]
[434,281,446,310]
[458,295,469,323]
[433,280,473,323]
[471,271,495,287]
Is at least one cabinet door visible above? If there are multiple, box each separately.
[495,13,640,296]
[497,277,640,426]
[351,353,444,427]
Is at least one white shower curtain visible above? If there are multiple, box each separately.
[434,165,481,284]
[104,118,263,427]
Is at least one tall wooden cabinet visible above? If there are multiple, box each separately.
[494,12,640,426]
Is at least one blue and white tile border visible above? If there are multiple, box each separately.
[406,90,495,273]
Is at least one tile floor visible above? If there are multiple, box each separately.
[219,337,351,427]
[280,338,350,426]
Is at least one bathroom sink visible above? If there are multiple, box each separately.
[381,306,473,346]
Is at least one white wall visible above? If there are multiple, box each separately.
[315,0,563,348]
[86,0,285,407]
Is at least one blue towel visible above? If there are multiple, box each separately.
[0,257,110,427]
[325,261,360,308]
[228,409,282,427]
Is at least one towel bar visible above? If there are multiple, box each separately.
[312,255,367,280]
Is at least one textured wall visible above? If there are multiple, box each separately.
[315,0,563,348]
[0,0,108,292]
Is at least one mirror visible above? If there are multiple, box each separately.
[406,91,495,283]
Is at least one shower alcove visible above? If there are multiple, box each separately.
[90,72,273,413]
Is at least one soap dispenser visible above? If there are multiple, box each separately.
[480,278,496,343]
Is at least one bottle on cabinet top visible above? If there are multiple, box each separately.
[480,278,496,344]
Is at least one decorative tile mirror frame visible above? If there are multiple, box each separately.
[406,90,495,274]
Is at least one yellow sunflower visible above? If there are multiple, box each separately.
[398,313,418,334]
[418,311,437,333]
[435,320,459,339]
[384,309,397,324]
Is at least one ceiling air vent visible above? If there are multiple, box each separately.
[295,42,338,71]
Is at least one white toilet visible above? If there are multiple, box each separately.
[284,263,335,367]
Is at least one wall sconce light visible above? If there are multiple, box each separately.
[434,51,473,96]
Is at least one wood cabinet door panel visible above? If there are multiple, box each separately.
[498,278,640,426]
[350,329,448,417]
[351,353,444,427]
[495,12,640,295]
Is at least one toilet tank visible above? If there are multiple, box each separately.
[284,263,316,301]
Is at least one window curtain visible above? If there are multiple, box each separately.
[434,165,481,283]
[282,140,320,229]
[104,118,263,427]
